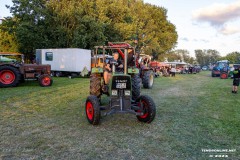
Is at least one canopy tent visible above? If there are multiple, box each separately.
[149,61,169,67]
[165,61,187,65]
[165,61,188,68]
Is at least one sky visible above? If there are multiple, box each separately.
[1,0,240,57]
[0,0,12,18]
[144,0,240,57]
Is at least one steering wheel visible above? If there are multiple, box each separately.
[110,59,118,65]
[116,67,124,73]
[111,60,124,72]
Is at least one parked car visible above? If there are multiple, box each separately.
[202,66,208,71]
[179,67,187,74]
[195,66,201,73]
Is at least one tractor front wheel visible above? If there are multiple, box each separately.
[85,95,100,125]
[136,95,156,123]
[38,74,53,87]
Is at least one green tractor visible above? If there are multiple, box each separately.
[86,44,156,125]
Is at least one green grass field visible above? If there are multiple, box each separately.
[0,72,239,160]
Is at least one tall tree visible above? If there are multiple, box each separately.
[130,2,178,56]
[158,50,180,62]
[46,0,106,48]
[92,0,178,56]
[220,52,240,63]
[0,26,19,52]
[4,0,50,58]
[195,49,221,66]
[173,49,192,63]
[3,0,178,58]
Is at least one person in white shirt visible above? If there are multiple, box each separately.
[170,67,176,77]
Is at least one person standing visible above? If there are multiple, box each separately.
[167,67,171,76]
[232,66,240,94]
[171,67,176,77]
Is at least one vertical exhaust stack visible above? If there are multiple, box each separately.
[124,49,128,75]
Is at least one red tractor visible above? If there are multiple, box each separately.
[0,52,53,87]
[108,42,154,89]
[149,61,162,77]
[138,54,154,88]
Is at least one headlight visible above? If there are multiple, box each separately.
[124,90,131,96]
[112,90,118,96]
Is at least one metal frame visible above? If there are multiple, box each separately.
[93,45,137,71]
[91,44,141,116]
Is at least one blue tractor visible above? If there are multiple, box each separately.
[211,60,230,79]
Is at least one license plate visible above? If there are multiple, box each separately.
[116,83,126,89]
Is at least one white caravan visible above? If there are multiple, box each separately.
[36,48,91,77]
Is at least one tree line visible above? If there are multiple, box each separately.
[0,0,178,60]
[159,49,240,66]
[1,0,239,66]
[194,50,240,66]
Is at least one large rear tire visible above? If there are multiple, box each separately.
[90,73,101,97]
[132,74,141,101]
[85,95,100,125]
[136,95,156,123]
[0,65,21,87]
[142,70,154,89]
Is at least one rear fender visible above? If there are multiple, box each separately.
[91,67,103,74]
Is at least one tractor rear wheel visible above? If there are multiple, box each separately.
[142,70,154,89]
[90,73,101,97]
[0,65,21,87]
[132,74,141,101]
[136,95,156,123]
[85,95,100,125]
[38,74,53,87]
